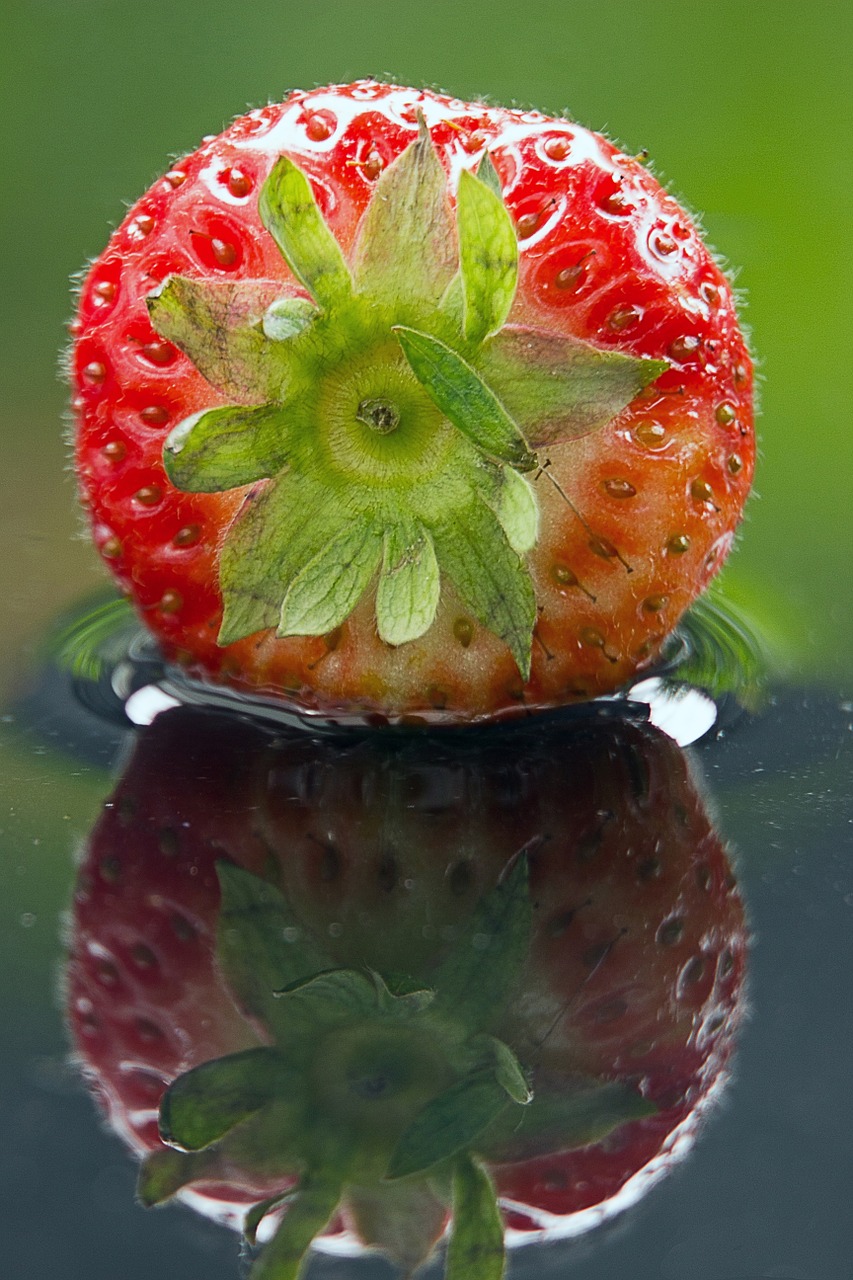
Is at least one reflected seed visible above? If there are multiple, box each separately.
[305,111,336,141]
[135,485,163,506]
[517,210,543,239]
[691,478,714,503]
[140,404,170,426]
[715,401,737,427]
[608,304,641,332]
[643,594,668,613]
[589,535,618,560]
[580,626,605,648]
[634,421,667,448]
[93,280,116,303]
[226,167,252,197]
[159,589,183,614]
[551,564,578,589]
[164,169,186,188]
[544,135,572,161]
[102,441,126,463]
[668,334,700,361]
[101,536,122,559]
[211,237,238,267]
[453,617,474,648]
[140,340,175,366]
[666,534,691,555]
[727,453,744,475]
[83,361,106,384]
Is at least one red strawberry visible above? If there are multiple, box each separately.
[70,81,754,725]
[66,705,746,1274]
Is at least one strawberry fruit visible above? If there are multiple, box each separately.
[66,706,746,1274]
[70,81,754,723]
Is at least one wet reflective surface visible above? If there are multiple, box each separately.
[2,603,852,1278]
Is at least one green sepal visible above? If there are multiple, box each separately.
[353,114,457,310]
[274,967,383,1033]
[216,863,332,1029]
[263,296,318,342]
[347,1181,448,1275]
[431,501,535,678]
[430,855,532,1032]
[446,1155,505,1280]
[474,463,539,554]
[385,1071,512,1181]
[457,167,518,345]
[147,276,287,403]
[217,471,353,646]
[245,1191,297,1246]
[376,521,441,645]
[475,152,503,199]
[469,1035,532,1106]
[158,1048,289,1152]
[479,326,668,447]
[163,404,290,492]
[249,1171,342,1280]
[259,157,353,311]
[278,522,383,638]
[480,1080,656,1164]
[137,1148,211,1207]
[395,327,537,472]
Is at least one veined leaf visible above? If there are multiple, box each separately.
[250,1171,342,1280]
[471,1035,532,1105]
[376,521,441,645]
[430,497,536,678]
[147,276,287,402]
[386,1071,511,1181]
[164,404,290,492]
[278,522,382,637]
[480,1080,657,1164]
[479,325,668,447]
[457,167,518,345]
[395,327,537,471]
[218,471,352,646]
[353,116,457,308]
[159,1048,288,1152]
[137,1148,211,1206]
[446,1155,505,1280]
[259,157,353,311]
[475,152,503,199]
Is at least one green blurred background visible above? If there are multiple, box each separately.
[1,0,851,687]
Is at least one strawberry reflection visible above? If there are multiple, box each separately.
[65,706,746,1276]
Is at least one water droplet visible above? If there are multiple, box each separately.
[19,912,36,928]
[603,477,637,499]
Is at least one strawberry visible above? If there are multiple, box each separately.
[66,705,746,1274]
[70,81,754,725]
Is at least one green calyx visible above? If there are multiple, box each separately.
[140,859,655,1279]
[149,118,666,676]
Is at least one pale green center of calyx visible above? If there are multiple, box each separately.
[147,115,667,676]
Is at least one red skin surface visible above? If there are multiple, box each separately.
[70,82,755,725]
[66,707,746,1245]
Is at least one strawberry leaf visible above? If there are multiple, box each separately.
[278,522,383,637]
[249,1171,342,1280]
[479,326,668,447]
[375,521,441,645]
[216,863,332,1028]
[395,327,537,472]
[469,1035,532,1106]
[163,404,290,492]
[218,471,353,646]
[480,1080,657,1163]
[446,1155,505,1280]
[147,277,287,402]
[159,1048,290,1152]
[244,1191,296,1246]
[353,115,457,310]
[430,501,536,679]
[259,158,353,311]
[430,855,532,1031]
[274,967,383,1033]
[347,1181,448,1274]
[474,463,539,554]
[457,167,518,345]
[475,152,503,199]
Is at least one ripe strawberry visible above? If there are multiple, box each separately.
[66,705,746,1274]
[70,81,754,725]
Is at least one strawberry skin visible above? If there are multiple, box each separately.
[65,707,746,1268]
[71,81,754,724]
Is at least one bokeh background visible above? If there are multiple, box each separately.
[0,3,851,1277]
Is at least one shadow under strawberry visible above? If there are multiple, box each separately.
[65,706,747,1277]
